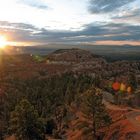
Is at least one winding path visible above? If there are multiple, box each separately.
[126,111,140,140]
[103,99,140,139]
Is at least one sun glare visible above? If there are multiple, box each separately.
[0,36,7,49]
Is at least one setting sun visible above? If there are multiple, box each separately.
[0,36,7,49]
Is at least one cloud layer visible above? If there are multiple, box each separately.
[0,0,140,46]
[88,0,134,13]
[19,0,48,9]
[0,21,140,46]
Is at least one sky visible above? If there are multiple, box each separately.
[0,0,140,46]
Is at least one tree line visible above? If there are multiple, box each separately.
[0,72,111,140]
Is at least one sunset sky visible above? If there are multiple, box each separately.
[0,0,140,46]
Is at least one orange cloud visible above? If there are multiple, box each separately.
[94,40,140,46]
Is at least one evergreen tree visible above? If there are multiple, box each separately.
[80,87,112,140]
[129,73,137,89]
[9,99,45,140]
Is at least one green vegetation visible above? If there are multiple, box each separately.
[0,73,99,139]
[0,68,138,139]
[9,99,45,140]
[33,55,45,62]
[78,87,112,140]
[129,73,137,89]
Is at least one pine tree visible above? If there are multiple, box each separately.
[9,99,45,140]
[80,87,112,140]
[129,73,137,89]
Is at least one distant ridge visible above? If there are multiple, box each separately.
[47,48,102,62]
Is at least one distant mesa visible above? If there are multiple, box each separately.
[46,48,101,62]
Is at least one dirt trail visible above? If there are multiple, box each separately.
[103,99,128,111]
[103,99,140,140]
[126,111,140,140]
